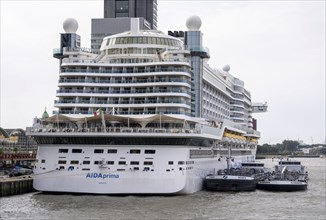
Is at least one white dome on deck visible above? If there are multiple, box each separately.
[63,18,79,33]
[186,15,202,31]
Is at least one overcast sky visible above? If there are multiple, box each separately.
[1,0,325,145]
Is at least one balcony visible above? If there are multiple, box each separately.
[54,99,192,106]
[54,110,191,116]
[60,67,192,75]
[58,78,192,86]
[56,88,192,96]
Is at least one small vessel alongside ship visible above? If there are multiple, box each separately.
[256,160,308,192]
[205,174,257,192]
[204,148,261,192]
[205,157,309,192]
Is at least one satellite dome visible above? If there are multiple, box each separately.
[63,18,78,33]
[222,65,230,72]
[186,15,202,31]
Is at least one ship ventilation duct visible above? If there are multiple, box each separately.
[130,18,140,34]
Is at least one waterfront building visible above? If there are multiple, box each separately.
[0,128,37,152]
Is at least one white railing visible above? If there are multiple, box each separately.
[26,126,202,135]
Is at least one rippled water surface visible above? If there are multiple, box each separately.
[1,158,325,220]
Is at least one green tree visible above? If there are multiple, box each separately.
[282,140,299,152]
[319,147,326,155]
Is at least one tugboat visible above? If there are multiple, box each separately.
[204,147,257,192]
[256,160,308,192]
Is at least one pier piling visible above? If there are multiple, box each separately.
[0,176,35,197]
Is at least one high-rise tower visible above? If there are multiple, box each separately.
[91,0,157,51]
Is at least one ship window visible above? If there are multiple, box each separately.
[72,149,82,153]
[70,160,79,164]
[41,159,45,163]
[118,161,126,165]
[83,161,90,165]
[82,168,90,171]
[145,150,156,154]
[94,149,104,154]
[58,149,68,153]
[106,161,114,165]
[117,169,125,171]
[178,161,185,165]
[59,166,65,170]
[108,149,117,154]
[168,161,173,165]
[94,161,101,165]
[130,149,141,154]
[159,38,164,45]
[58,160,66,164]
[130,161,139,165]
[144,161,153,165]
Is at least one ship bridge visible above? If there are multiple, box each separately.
[252,102,268,113]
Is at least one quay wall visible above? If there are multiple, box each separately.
[0,176,35,197]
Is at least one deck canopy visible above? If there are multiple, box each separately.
[43,114,208,128]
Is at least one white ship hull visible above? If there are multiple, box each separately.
[33,145,255,194]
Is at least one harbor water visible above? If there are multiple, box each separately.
[1,158,325,220]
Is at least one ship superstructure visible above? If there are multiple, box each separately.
[27,15,266,194]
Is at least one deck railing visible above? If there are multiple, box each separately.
[26,127,202,135]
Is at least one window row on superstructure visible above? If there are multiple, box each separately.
[104,36,182,48]
[57,107,190,115]
[58,75,192,85]
[202,81,231,122]
[201,64,253,128]
[60,65,192,75]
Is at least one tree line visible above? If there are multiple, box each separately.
[257,140,326,155]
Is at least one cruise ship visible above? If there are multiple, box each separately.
[26,14,267,194]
